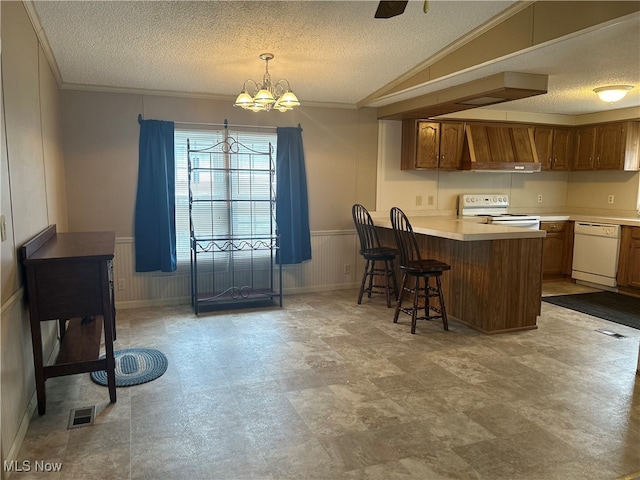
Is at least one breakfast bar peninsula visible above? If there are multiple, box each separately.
[375,215,546,334]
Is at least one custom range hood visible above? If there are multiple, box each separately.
[377,72,548,120]
[460,123,541,172]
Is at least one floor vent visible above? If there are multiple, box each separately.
[67,406,96,429]
[595,329,627,339]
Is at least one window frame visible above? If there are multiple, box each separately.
[174,126,277,271]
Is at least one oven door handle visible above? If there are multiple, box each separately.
[491,219,540,228]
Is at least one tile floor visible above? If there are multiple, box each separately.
[10,284,640,480]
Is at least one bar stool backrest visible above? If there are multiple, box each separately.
[390,207,422,266]
[352,204,381,254]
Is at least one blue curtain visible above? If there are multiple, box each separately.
[134,118,177,272]
[276,126,312,264]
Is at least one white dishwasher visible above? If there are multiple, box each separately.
[572,222,621,288]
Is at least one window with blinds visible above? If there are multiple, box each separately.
[174,127,277,268]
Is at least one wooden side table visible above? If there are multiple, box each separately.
[21,225,117,414]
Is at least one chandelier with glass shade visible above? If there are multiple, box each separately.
[234,53,300,112]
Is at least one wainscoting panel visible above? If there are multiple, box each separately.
[1,288,58,466]
[114,231,362,309]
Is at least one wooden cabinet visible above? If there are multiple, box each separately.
[573,122,639,171]
[400,120,639,172]
[617,226,640,290]
[534,127,573,171]
[595,122,626,169]
[401,120,464,170]
[573,126,597,170]
[541,221,574,279]
[414,122,439,169]
[21,225,117,414]
[439,123,466,169]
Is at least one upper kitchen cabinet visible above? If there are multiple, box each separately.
[596,122,637,170]
[534,127,573,171]
[439,123,466,169]
[401,120,465,170]
[573,122,640,171]
[573,126,596,170]
[461,124,541,172]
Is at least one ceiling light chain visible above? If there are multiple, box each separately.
[234,53,300,112]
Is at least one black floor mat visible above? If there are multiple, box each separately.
[542,292,640,330]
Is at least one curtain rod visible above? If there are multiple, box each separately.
[175,120,277,131]
[138,114,277,130]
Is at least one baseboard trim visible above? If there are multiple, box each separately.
[280,283,361,295]
[4,341,60,479]
[116,296,191,310]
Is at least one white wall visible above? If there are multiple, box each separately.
[1,1,68,468]
[59,91,378,306]
[567,170,640,216]
[61,92,379,236]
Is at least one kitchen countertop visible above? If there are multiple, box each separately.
[539,214,640,227]
[374,215,546,241]
[370,212,640,241]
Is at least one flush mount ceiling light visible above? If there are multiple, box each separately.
[593,85,633,103]
[234,53,300,112]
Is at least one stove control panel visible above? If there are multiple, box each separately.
[459,194,509,208]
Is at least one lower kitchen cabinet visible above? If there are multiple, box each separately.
[617,226,640,290]
[541,221,573,279]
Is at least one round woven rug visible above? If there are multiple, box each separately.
[90,348,168,387]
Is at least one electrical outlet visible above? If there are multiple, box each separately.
[427,195,434,206]
[537,194,543,203]
[343,264,350,275]
[415,195,423,206]
[608,194,614,204]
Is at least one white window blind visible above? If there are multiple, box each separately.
[174,127,277,267]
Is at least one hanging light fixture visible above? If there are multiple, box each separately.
[593,85,633,103]
[234,53,300,112]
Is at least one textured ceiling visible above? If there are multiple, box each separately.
[371,12,640,116]
[31,0,640,116]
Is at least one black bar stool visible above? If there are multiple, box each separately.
[352,204,399,307]
[390,207,450,333]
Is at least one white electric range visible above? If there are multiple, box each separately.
[458,194,541,230]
